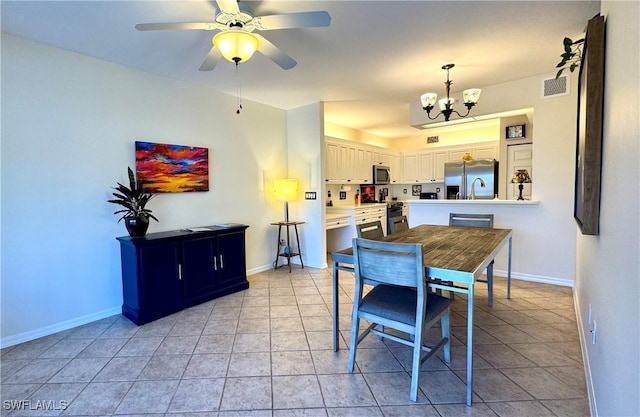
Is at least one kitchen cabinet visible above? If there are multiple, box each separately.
[117,225,249,325]
[325,138,399,184]
[326,204,388,250]
[403,150,445,183]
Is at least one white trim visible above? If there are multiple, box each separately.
[493,269,574,287]
[574,292,597,417]
[0,306,121,349]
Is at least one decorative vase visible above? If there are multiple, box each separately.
[517,183,525,200]
[124,216,150,237]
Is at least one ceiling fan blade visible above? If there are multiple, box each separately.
[215,0,240,15]
[199,46,223,71]
[135,22,223,31]
[255,34,297,70]
[254,11,331,30]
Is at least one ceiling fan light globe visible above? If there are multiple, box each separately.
[420,93,437,108]
[463,88,481,104]
[213,30,259,64]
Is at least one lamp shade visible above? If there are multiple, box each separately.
[463,88,482,104]
[274,179,298,201]
[420,93,438,108]
[438,97,455,110]
[213,30,259,64]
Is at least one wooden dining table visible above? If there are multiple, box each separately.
[331,223,513,406]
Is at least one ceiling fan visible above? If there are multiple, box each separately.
[135,0,331,71]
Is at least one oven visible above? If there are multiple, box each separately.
[386,202,404,234]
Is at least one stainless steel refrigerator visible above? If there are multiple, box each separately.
[444,159,499,200]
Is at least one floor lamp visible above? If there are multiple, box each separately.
[274,178,298,223]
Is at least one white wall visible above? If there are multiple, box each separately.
[1,34,290,346]
[286,103,326,268]
[575,2,640,416]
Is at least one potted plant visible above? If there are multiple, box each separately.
[108,167,158,236]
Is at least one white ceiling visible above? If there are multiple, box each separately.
[1,0,599,138]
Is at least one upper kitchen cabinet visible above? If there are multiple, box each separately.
[325,138,399,184]
[402,150,447,183]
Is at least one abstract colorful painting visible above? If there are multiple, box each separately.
[135,141,209,193]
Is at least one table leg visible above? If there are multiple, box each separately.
[285,225,292,273]
[332,261,340,352]
[466,283,474,406]
[294,224,304,269]
[274,225,283,269]
[507,236,512,299]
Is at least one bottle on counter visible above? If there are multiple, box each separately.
[355,192,360,206]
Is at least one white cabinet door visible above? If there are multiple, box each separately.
[448,148,472,162]
[388,153,401,183]
[325,142,340,182]
[474,144,498,160]
[433,151,447,182]
[418,152,434,183]
[402,153,420,183]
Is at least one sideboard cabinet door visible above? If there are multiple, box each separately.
[182,237,217,307]
[215,231,248,292]
[120,242,182,325]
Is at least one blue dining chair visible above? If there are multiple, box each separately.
[449,213,501,306]
[388,215,409,234]
[348,237,452,402]
[356,220,384,240]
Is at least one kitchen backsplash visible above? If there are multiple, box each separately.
[325,183,444,206]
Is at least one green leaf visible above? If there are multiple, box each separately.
[570,63,577,72]
[555,68,565,79]
[127,167,136,191]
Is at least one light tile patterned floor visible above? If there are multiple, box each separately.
[1,263,590,416]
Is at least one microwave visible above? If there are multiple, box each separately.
[373,165,391,185]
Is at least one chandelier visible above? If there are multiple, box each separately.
[420,64,481,122]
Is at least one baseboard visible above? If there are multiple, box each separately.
[493,269,574,287]
[247,259,326,276]
[573,293,597,417]
[0,306,121,349]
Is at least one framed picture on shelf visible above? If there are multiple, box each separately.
[506,124,526,139]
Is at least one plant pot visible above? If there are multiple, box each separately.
[124,216,150,237]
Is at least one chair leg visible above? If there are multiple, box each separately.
[487,262,494,307]
[441,310,451,363]
[347,315,360,373]
[410,328,423,402]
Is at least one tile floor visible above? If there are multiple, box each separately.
[1,263,590,416]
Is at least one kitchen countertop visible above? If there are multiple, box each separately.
[327,203,388,210]
[406,199,539,206]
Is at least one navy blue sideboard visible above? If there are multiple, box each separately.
[116,225,249,325]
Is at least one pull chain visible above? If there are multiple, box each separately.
[235,62,243,114]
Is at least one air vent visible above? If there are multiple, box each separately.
[427,136,439,144]
[541,75,569,98]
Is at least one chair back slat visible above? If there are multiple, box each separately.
[353,238,423,288]
[449,213,494,228]
[357,220,384,240]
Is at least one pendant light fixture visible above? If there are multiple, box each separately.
[421,64,481,122]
